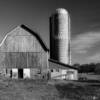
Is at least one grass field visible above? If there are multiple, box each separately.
[0,77,100,100]
[0,78,60,100]
[55,80,100,100]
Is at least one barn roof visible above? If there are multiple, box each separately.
[0,24,49,52]
[20,25,49,52]
[49,59,78,70]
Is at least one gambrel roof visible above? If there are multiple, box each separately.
[0,24,49,52]
[21,25,49,52]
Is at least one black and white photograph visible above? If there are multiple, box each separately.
[0,0,99,100]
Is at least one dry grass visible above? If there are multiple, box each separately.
[55,81,100,100]
[0,78,60,100]
[0,77,100,100]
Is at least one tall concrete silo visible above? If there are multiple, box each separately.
[50,8,71,65]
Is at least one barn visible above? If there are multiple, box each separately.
[0,24,78,80]
[0,25,49,79]
[49,59,78,80]
[0,8,78,80]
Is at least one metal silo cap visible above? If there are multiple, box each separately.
[56,8,68,14]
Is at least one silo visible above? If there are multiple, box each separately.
[50,8,71,65]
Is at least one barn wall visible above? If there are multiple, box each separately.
[49,61,78,80]
[0,27,48,70]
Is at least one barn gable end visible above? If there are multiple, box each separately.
[0,25,49,69]
[0,25,49,52]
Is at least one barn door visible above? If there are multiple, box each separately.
[24,68,30,79]
[12,68,18,79]
[18,69,23,78]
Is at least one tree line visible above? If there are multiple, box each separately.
[73,63,100,74]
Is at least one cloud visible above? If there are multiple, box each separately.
[88,53,100,63]
[71,32,100,54]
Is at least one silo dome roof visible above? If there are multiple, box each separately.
[56,8,68,14]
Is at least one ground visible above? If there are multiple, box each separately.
[0,76,100,100]
[0,78,59,100]
[54,80,100,100]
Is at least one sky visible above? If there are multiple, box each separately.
[0,0,100,64]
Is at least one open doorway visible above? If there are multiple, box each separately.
[18,69,23,78]
[12,68,18,79]
[10,69,12,78]
[24,68,30,79]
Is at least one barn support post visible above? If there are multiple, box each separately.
[47,71,51,80]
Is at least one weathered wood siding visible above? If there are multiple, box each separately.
[0,26,48,69]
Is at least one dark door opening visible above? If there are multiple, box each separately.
[18,69,23,78]
[10,70,12,78]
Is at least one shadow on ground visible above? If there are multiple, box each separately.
[55,81,100,100]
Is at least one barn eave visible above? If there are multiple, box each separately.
[49,59,78,70]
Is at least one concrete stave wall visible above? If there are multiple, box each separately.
[50,8,70,64]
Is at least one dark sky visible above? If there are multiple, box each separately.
[0,0,100,64]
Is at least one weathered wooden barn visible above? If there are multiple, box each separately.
[49,59,78,80]
[0,25,49,79]
[0,24,78,80]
